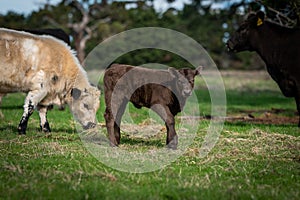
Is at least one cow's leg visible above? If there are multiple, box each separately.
[18,98,35,135]
[18,90,47,135]
[114,100,127,144]
[37,105,51,133]
[151,105,178,149]
[165,115,178,150]
[104,88,119,147]
[104,107,118,146]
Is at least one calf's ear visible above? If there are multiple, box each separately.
[195,66,203,75]
[168,67,178,78]
[71,88,81,100]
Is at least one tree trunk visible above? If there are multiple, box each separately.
[74,32,85,64]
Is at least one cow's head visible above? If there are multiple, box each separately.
[168,66,202,97]
[71,86,100,129]
[227,11,265,52]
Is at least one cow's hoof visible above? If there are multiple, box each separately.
[167,136,178,150]
[167,142,177,150]
[109,142,118,148]
[17,127,26,135]
[41,122,51,133]
[83,122,96,130]
[167,144,177,150]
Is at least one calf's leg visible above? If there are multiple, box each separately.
[104,99,127,146]
[104,107,118,146]
[165,115,178,150]
[114,100,127,145]
[151,105,178,149]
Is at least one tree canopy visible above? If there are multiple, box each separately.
[0,0,298,69]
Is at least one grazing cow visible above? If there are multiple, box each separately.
[226,11,300,127]
[104,64,202,149]
[0,28,100,134]
[0,28,70,131]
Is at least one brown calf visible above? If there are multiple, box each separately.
[104,64,202,149]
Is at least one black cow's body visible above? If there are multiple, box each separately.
[104,64,202,149]
[20,28,71,46]
[227,11,300,126]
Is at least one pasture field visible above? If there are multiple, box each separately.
[0,70,299,199]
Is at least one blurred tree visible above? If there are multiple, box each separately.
[2,0,295,69]
[256,0,300,27]
[40,0,113,63]
[0,11,26,28]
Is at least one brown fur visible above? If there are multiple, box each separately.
[104,64,202,149]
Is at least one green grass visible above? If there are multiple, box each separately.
[0,70,299,199]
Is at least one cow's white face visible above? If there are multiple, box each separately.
[70,86,100,129]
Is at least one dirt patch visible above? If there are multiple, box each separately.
[224,113,298,125]
[225,108,298,125]
[179,108,298,126]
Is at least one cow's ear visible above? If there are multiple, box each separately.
[168,67,178,78]
[71,88,81,100]
[256,11,265,26]
[195,66,203,75]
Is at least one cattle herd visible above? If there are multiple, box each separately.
[0,10,299,149]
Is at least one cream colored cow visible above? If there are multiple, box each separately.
[0,28,100,134]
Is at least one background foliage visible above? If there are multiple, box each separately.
[2,0,299,69]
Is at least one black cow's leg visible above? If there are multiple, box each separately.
[37,105,51,133]
[18,100,35,135]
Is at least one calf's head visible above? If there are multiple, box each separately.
[227,11,265,52]
[71,86,100,129]
[168,66,202,97]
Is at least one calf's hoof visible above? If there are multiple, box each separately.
[167,136,178,150]
[109,141,119,148]
[167,143,177,150]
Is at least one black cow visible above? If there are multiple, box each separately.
[20,28,71,46]
[104,64,202,149]
[227,11,300,127]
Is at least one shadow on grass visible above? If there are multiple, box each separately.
[121,136,165,148]
[0,125,17,133]
[0,125,76,136]
[0,105,23,109]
